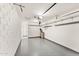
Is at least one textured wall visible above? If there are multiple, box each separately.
[0,4,21,55]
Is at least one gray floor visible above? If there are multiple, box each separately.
[15,38,79,56]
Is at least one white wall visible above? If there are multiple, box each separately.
[0,4,22,56]
[43,14,79,52]
[21,21,28,39]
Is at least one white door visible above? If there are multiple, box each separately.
[28,26,40,37]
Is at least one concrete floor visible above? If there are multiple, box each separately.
[15,38,79,56]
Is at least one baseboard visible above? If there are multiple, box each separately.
[28,36,41,38]
[14,40,22,56]
[45,38,79,54]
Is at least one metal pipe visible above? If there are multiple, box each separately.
[55,21,79,26]
[43,3,56,15]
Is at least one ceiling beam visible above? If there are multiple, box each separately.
[43,3,56,15]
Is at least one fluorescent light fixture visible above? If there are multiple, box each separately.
[38,16,43,19]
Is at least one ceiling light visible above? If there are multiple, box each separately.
[38,16,43,19]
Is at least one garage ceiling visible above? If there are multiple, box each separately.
[16,3,79,22]
[42,3,79,22]
[17,3,53,19]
